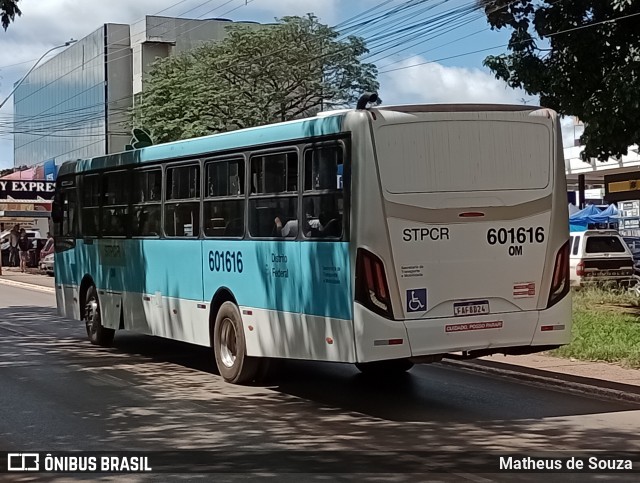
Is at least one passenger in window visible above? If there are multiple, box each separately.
[111,216,122,235]
[274,216,298,238]
[150,180,161,201]
[144,218,159,236]
[308,212,341,238]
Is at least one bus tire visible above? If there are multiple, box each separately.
[84,285,115,347]
[355,359,414,376]
[213,301,258,384]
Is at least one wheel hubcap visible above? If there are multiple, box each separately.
[85,298,99,337]
[219,317,237,368]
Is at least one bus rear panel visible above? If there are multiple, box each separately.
[350,105,571,363]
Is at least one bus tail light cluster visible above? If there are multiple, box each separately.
[547,241,570,308]
[355,248,393,319]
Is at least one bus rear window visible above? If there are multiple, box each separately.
[585,236,627,254]
[376,120,551,193]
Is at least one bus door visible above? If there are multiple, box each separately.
[52,178,80,319]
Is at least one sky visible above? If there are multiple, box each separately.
[0,0,579,169]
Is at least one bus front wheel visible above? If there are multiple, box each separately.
[84,285,115,347]
[213,301,258,384]
[355,359,414,376]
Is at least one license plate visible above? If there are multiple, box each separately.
[453,300,489,317]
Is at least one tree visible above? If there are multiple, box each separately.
[480,0,640,160]
[133,15,379,144]
[1,0,21,30]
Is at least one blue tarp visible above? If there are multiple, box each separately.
[569,204,619,232]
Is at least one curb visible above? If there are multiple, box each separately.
[0,276,55,294]
[441,358,640,404]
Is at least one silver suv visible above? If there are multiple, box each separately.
[569,230,635,287]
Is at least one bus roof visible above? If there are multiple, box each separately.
[58,112,346,176]
[57,102,544,177]
[372,103,541,113]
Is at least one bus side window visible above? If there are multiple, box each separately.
[80,174,100,236]
[302,145,345,240]
[101,171,130,237]
[63,190,78,238]
[248,152,298,238]
[132,169,162,237]
[204,159,245,238]
[165,164,200,237]
[53,186,78,245]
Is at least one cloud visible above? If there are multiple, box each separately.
[378,57,535,105]
[378,58,588,153]
[240,0,341,24]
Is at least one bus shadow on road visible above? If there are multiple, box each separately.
[106,328,640,426]
[3,305,639,427]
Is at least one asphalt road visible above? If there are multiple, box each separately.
[1,284,640,482]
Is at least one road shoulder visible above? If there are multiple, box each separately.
[443,355,640,404]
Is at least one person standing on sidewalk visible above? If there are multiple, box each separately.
[17,229,30,273]
[9,225,19,267]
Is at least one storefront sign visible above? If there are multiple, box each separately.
[0,180,55,200]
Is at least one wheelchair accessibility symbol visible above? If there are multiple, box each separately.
[407,288,427,313]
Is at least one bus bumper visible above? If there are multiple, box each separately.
[354,295,572,363]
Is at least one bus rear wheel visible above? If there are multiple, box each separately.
[84,285,115,347]
[355,359,414,376]
[213,301,258,384]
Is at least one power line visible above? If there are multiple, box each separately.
[4,0,491,142]
[10,0,425,137]
[7,0,249,110]
[3,1,258,145]
[379,8,640,74]
[13,0,624,155]
[7,0,467,145]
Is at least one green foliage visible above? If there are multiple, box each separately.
[132,14,379,144]
[1,0,21,30]
[480,0,640,161]
[550,288,640,367]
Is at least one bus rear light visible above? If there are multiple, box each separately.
[547,241,570,308]
[355,248,393,319]
[576,261,585,277]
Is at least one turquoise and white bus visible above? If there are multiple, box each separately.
[53,96,571,384]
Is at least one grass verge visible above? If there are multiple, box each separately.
[549,288,640,368]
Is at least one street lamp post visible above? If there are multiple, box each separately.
[0,39,77,111]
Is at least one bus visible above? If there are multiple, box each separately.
[52,96,571,384]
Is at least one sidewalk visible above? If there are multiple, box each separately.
[0,266,55,292]
[444,353,640,403]
[481,354,640,387]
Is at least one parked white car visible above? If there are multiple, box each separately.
[39,253,54,276]
[569,230,635,287]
